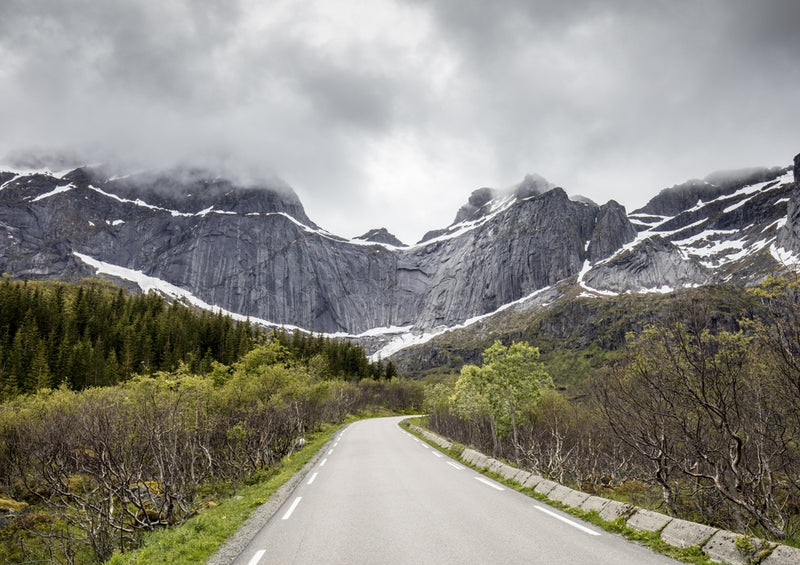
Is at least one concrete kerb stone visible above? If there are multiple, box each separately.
[598,500,635,522]
[534,479,559,497]
[547,484,578,503]
[513,470,532,485]
[431,436,452,449]
[579,495,610,514]
[498,464,519,481]
[561,489,591,509]
[626,509,673,533]
[659,517,717,549]
[761,544,800,565]
[414,428,452,450]
[487,459,504,474]
[461,449,480,465]
[702,531,751,565]
[522,473,544,488]
[472,454,490,470]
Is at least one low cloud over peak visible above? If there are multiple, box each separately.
[1,0,798,244]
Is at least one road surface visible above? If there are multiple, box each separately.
[232,416,679,564]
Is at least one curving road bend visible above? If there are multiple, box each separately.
[232,416,679,565]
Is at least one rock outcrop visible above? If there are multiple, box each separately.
[354,228,405,247]
[586,200,637,262]
[583,235,708,294]
[775,153,800,257]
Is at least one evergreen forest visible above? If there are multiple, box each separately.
[0,278,395,400]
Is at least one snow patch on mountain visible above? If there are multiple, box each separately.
[771,244,800,270]
[368,284,556,361]
[32,183,75,202]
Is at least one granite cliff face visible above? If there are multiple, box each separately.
[774,154,800,258]
[1,154,799,347]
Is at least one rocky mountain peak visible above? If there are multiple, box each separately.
[451,173,554,225]
[587,200,637,262]
[452,187,498,224]
[582,235,708,295]
[774,153,800,257]
[634,166,788,217]
[101,166,313,223]
[354,228,405,247]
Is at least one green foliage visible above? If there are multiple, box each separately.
[0,280,402,402]
[426,340,553,457]
[274,329,396,381]
[0,280,257,398]
[0,337,423,563]
[454,341,552,445]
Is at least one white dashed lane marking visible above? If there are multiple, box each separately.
[247,549,266,565]
[475,476,505,491]
[281,497,302,520]
[534,505,601,536]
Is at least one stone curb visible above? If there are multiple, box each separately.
[659,517,717,549]
[579,495,609,514]
[762,544,800,565]
[703,531,753,565]
[407,423,799,565]
[626,508,672,533]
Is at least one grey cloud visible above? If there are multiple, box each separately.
[406,0,800,201]
[0,0,798,243]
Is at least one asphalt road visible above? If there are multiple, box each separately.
[232,416,679,565]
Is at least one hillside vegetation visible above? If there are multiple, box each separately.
[392,283,756,388]
[0,281,421,564]
[424,277,800,543]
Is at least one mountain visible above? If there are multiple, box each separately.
[1,154,799,358]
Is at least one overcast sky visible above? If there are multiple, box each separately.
[2,0,799,244]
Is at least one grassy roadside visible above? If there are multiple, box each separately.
[106,420,346,565]
[399,417,716,565]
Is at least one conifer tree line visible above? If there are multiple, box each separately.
[0,278,396,400]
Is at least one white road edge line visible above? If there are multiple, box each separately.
[320,458,328,467]
[534,505,601,536]
[307,472,318,485]
[432,452,442,458]
[247,549,266,565]
[328,449,334,455]
[475,476,505,491]
[447,461,464,470]
[282,497,302,520]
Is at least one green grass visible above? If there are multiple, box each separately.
[106,421,344,565]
